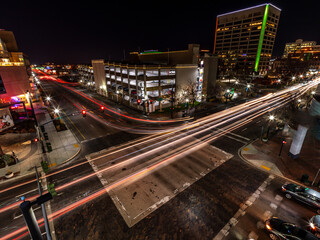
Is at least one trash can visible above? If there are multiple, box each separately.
[43,132,49,140]
[46,142,52,152]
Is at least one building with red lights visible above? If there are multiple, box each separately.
[0,30,30,104]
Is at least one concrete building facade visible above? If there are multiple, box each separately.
[79,44,218,110]
[214,3,281,77]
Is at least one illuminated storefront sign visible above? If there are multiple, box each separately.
[0,107,14,132]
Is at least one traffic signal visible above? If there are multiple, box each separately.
[149,100,153,104]
[34,138,39,142]
[82,110,86,117]
[41,160,49,173]
[137,99,141,104]
[47,183,57,196]
[100,106,105,112]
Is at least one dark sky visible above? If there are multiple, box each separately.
[1,0,319,64]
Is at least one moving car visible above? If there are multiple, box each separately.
[266,217,319,239]
[309,215,320,237]
[282,183,320,213]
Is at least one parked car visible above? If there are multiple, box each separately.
[266,217,319,240]
[309,215,320,237]
[282,183,320,213]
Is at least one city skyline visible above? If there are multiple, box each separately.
[1,0,320,64]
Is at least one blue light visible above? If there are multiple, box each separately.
[217,3,281,17]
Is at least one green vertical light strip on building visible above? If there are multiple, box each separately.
[255,4,269,72]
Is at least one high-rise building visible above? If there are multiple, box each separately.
[214,3,281,77]
[283,39,317,58]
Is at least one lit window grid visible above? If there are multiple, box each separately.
[214,12,279,73]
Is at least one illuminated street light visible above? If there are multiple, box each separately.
[46,96,51,101]
[311,91,316,95]
[226,89,230,93]
[53,108,60,114]
[269,115,275,121]
[247,84,251,88]
[297,99,302,103]
[186,98,189,102]
[235,81,239,85]
[300,75,303,78]
[292,76,296,80]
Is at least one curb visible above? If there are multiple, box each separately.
[0,171,36,186]
[62,144,82,165]
[238,139,311,188]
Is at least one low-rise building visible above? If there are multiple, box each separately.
[79,44,218,111]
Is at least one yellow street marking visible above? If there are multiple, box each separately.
[74,144,79,148]
[48,162,57,168]
[261,165,271,171]
[62,109,86,140]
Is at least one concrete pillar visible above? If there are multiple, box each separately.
[143,65,147,99]
[289,125,308,159]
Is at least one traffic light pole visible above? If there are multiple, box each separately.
[20,200,43,240]
[35,167,52,240]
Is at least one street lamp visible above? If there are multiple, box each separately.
[262,115,275,142]
[53,108,60,115]
[292,76,296,81]
[311,91,316,95]
[46,96,51,102]
[297,99,302,103]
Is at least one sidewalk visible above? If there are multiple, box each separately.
[0,106,81,183]
[76,86,250,121]
[240,127,320,186]
[36,108,81,168]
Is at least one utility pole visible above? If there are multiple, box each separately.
[20,200,43,240]
[35,167,52,240]
[27,90,38,127]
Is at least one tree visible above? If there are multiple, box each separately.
[176,79,198,106]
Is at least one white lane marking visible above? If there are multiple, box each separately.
[241,128,247,132]
[270,203,278,209]
[16,188,38,199]
[275,195,283,201]
[224,134,247,144]
[263,210,272,220]
[226,131,250,141]
[14,206,41,219]
[213,175,274,240]
[248,231,259,240]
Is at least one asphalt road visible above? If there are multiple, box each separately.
[1,77,319,240]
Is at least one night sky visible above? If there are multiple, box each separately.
[1,0,319,64]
